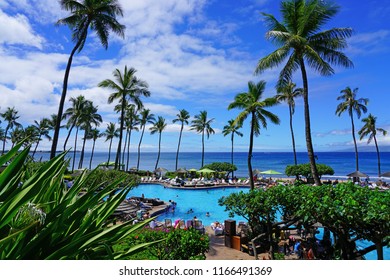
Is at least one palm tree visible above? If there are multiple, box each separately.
[228,81,280,190]
[103,122,119,165]
[255,0,353,186]
[99,66,150,170]
[222,119,243,178]
[275,82,303,165]
[336,87,368,172]
[87,128,101,170]
[32,118,52,158]
[51,0,125,159]
[10,126,25,149]
[47,114,65,141]
[172,109,190,170]
[137,109,155,170]
[63,95,88,151]
[150,116,167,171]
[358,114,386,177]
[124,105,139,171]
[190,110,215,168]
[78,103,102,169]
[1,107,21,154]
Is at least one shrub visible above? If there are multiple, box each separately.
[118,227,209,260]
[0,143,160,259]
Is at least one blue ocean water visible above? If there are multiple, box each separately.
[34,151,390,180]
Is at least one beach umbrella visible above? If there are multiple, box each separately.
[346,171,368,178]
[154,167,168,173]
[197,168,215,173]
[176,168,188,173]
[188,168,198,172]
[260,169,282,175]
[380,171,390,177]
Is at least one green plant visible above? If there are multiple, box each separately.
[285,163,334,181]
[0,143,161,259]
[119,227,209,260]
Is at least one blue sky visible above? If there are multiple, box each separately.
[0,0,390,153]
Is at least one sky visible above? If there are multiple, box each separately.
[0,0,390,154]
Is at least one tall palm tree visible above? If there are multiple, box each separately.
[32,118,52,158]
[51,0,125,159]
[275,82,303,165]
[228,81,280,190]
[190,110,215,168]
[336,87,368,172]
[255,0,353,186]
[1,107,21,154]
[103,122,119,165]
[137,109,155,170]
[222,119,243,178]
[63,95,88,151]
[124,105,139,171]
[87,128,101,170]
[99,66,150,170]
[150,116,167,171]
[172,109,190,170]
[358,114,386,177]
[10,126,25,149]
[78,103,102,169]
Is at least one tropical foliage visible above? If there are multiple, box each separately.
[0,143,158,259]
[285,163,334,182]
[228,80,280,189]
[51,0,125,159]
[255,0,354,185]
[219,183,389,260]
[116,227,209,260]
[336,87,368,172]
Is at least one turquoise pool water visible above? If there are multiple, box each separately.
[127,183,388,260]
[127,183,250,226]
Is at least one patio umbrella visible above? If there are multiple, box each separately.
[380,171,390,177]
[197,168,215,173]
[188,168,198,172]
[260,169,282,175]
[154,167,168,173]
[346,171,368,178]
[176,168,188,173]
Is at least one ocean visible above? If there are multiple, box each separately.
[33,151,390,181]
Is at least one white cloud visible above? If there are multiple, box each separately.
[348,30,390,55]
[0,10,44,49]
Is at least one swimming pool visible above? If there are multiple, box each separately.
[127,183,388,260]
[127,183,250,226]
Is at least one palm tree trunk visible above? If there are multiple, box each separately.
[115,98,125,170]
[32,133,42,158]
[373,135,381,177]
[289,105,297,165]
[122,129,128,170]
[155,132,162,170]
[63,123,75,151]
[50,37,85,159]
[126,129,132,172]
[201,131,205,167]
[175,125,183,170]
[248,112,255,190]
[137,126,145,170]
[89,139,96,170]
[72,127,79,172]
[231,134,235,178]
[78,129,87,169]
[350,113,359,171]
[108,139,113,164]
[299,59,321,186]
[2,127,9,154]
